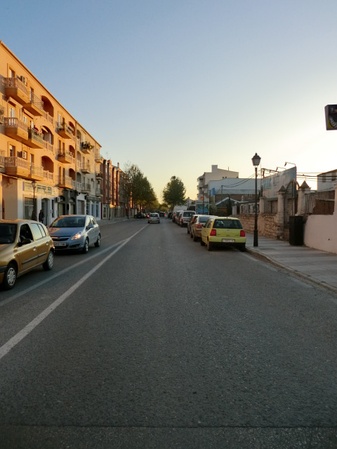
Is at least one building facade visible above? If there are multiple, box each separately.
[0,41,104,224]
[197,165,239,203]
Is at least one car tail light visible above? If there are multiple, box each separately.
[240,230,246,237]
[210,229,217,236]
[196,224,202,229]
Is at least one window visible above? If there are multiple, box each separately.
[20,224,33,241]
[30,223,44,240]
[9,145,15,157]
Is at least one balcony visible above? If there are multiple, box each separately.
[81,183,92,194]
[58,176,75,189]
[58,151,75,164]
[28,129,44,149]
[42,111,54,125]
[80,163,91,174]
[0,155,5,172]
[43,141,54,155]
[3,77,30,104]
[81,141,93,153]
[24,93,44,116]
[56,123,74,139]
[95,150,102,162]
[96,172,103,180]
[4,157,34,180]
[4,117,29,144]
[43,171,54,185]
[30,166,44,181]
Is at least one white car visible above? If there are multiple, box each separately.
[148,213,160,224]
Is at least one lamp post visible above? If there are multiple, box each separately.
[31,180,37,221]
[251,153,261,247]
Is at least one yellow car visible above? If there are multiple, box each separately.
[0,219,55,289]
[200,217,246,251]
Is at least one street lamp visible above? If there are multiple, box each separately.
[251,153,261,247]
[32,180,37,221]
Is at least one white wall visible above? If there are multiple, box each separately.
[304,187,337,253]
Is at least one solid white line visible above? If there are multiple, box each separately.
[0,227,146,361]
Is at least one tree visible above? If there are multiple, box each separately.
[122,163,157,211]
[162,176,186,211]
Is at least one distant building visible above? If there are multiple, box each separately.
[197,165,239,203]
[317,169,337,192]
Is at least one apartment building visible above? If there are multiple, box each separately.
[0,41,103,224]
[197,164,239,203]
[101,159,128,219]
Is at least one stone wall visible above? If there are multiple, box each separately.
[239,213,289,240]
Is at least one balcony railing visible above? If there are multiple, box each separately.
[95,150,102,162]
[24,92,44,116]
[42,111,54,124]
[28,129,44,149]
[4,117,29,143]
[3,77,30,104]
[4,157,44,181]
[30,165,44,181]
[58,176,75,189]
[80,163,91,173]
[81,183,92,193]
[56,123,74,139]
[58,151,75,164]
[43,141,54,154]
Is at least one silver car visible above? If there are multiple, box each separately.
[48,215,101,253]
[148,212,160,224]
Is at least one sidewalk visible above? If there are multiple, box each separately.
[246,234,337,294]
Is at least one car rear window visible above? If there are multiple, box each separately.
[213,219,242,229]
[199,216,210,223]
[183,212,195,217]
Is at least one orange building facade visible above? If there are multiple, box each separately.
[0,41,127,224]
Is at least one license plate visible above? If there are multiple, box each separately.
[54,241,67,247]
[222,239,235,243]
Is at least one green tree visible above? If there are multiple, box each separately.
[162,176,186,210]
[123,163,157,210]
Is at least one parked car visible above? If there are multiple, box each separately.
[48,215,101,253]
[148,212,160,224]
[178,210,195,227]
[200,217,246,251]
[135,212,147,219]
[190,215,217,241]
[0,219,55,289]
[173,211,183,224]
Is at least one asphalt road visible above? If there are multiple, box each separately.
[0,219,337,448]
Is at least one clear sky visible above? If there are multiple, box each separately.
[2,0,337,200]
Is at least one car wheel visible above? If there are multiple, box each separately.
[193,234,198,242]
[200,239,205,246]
[238,243,246,252]
[82,238,89,254]
[3,262,17,290]
[95,234,101,247]
[43,251,54,271]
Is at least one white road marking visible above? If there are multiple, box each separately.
[0,227,145,361]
